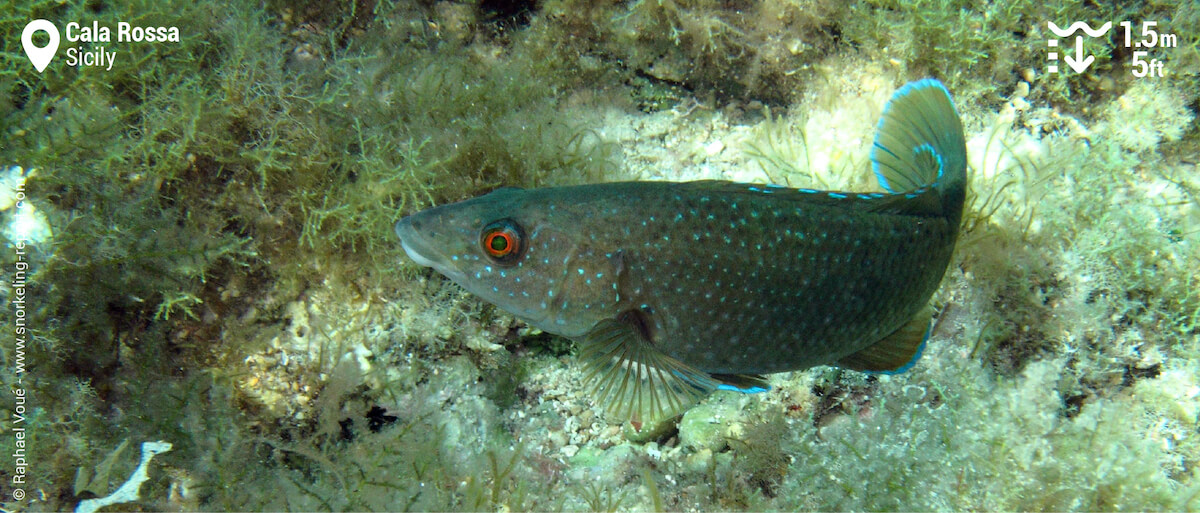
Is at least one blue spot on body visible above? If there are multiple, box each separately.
[827,192,847,199]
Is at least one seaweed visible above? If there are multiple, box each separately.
[576,480,629,513]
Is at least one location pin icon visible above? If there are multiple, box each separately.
[22,19,60,73]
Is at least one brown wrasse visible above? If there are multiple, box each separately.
[396,79,966,423]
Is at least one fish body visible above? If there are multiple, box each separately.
[396,79,966,421]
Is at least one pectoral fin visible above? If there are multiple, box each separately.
[577,309,718,424]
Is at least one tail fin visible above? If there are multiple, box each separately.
[870,79,967,218]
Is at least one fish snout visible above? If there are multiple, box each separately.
[395,215,447,269]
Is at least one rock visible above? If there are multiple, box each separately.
[704,140,725,157]
[678,400,741,453]
[549,430,568,448]
[569,445,602,467]
[684,448,714,473]
[621,415,676,443]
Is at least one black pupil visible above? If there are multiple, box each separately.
[490,233,509,252]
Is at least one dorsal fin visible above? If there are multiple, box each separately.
[864,185,943,217]
[667,180,898,216]
[481,186,526,200]
[664,180,943,218]
[837,305,933,374]
[675,180,865,207]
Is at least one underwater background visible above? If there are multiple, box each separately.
[0,0,1198,511]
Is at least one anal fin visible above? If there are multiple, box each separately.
[838,305,933,374]
[711,373,771,394]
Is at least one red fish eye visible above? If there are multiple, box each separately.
[485,231,514,255]
[480,219,524,263]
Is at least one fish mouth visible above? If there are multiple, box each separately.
[395,216,456,272]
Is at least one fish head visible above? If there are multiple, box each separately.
[396,187,618,337]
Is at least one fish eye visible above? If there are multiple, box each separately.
[480,219,524,264]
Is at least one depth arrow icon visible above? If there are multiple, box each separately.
[1063,36,1094,73]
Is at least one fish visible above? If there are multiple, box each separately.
[395,79,966,423]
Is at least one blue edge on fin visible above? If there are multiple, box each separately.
[866,321,932,376]
[670,373,771,394]
[717,383,769,394]
[673,371,771,394]
[870,78,955,194]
